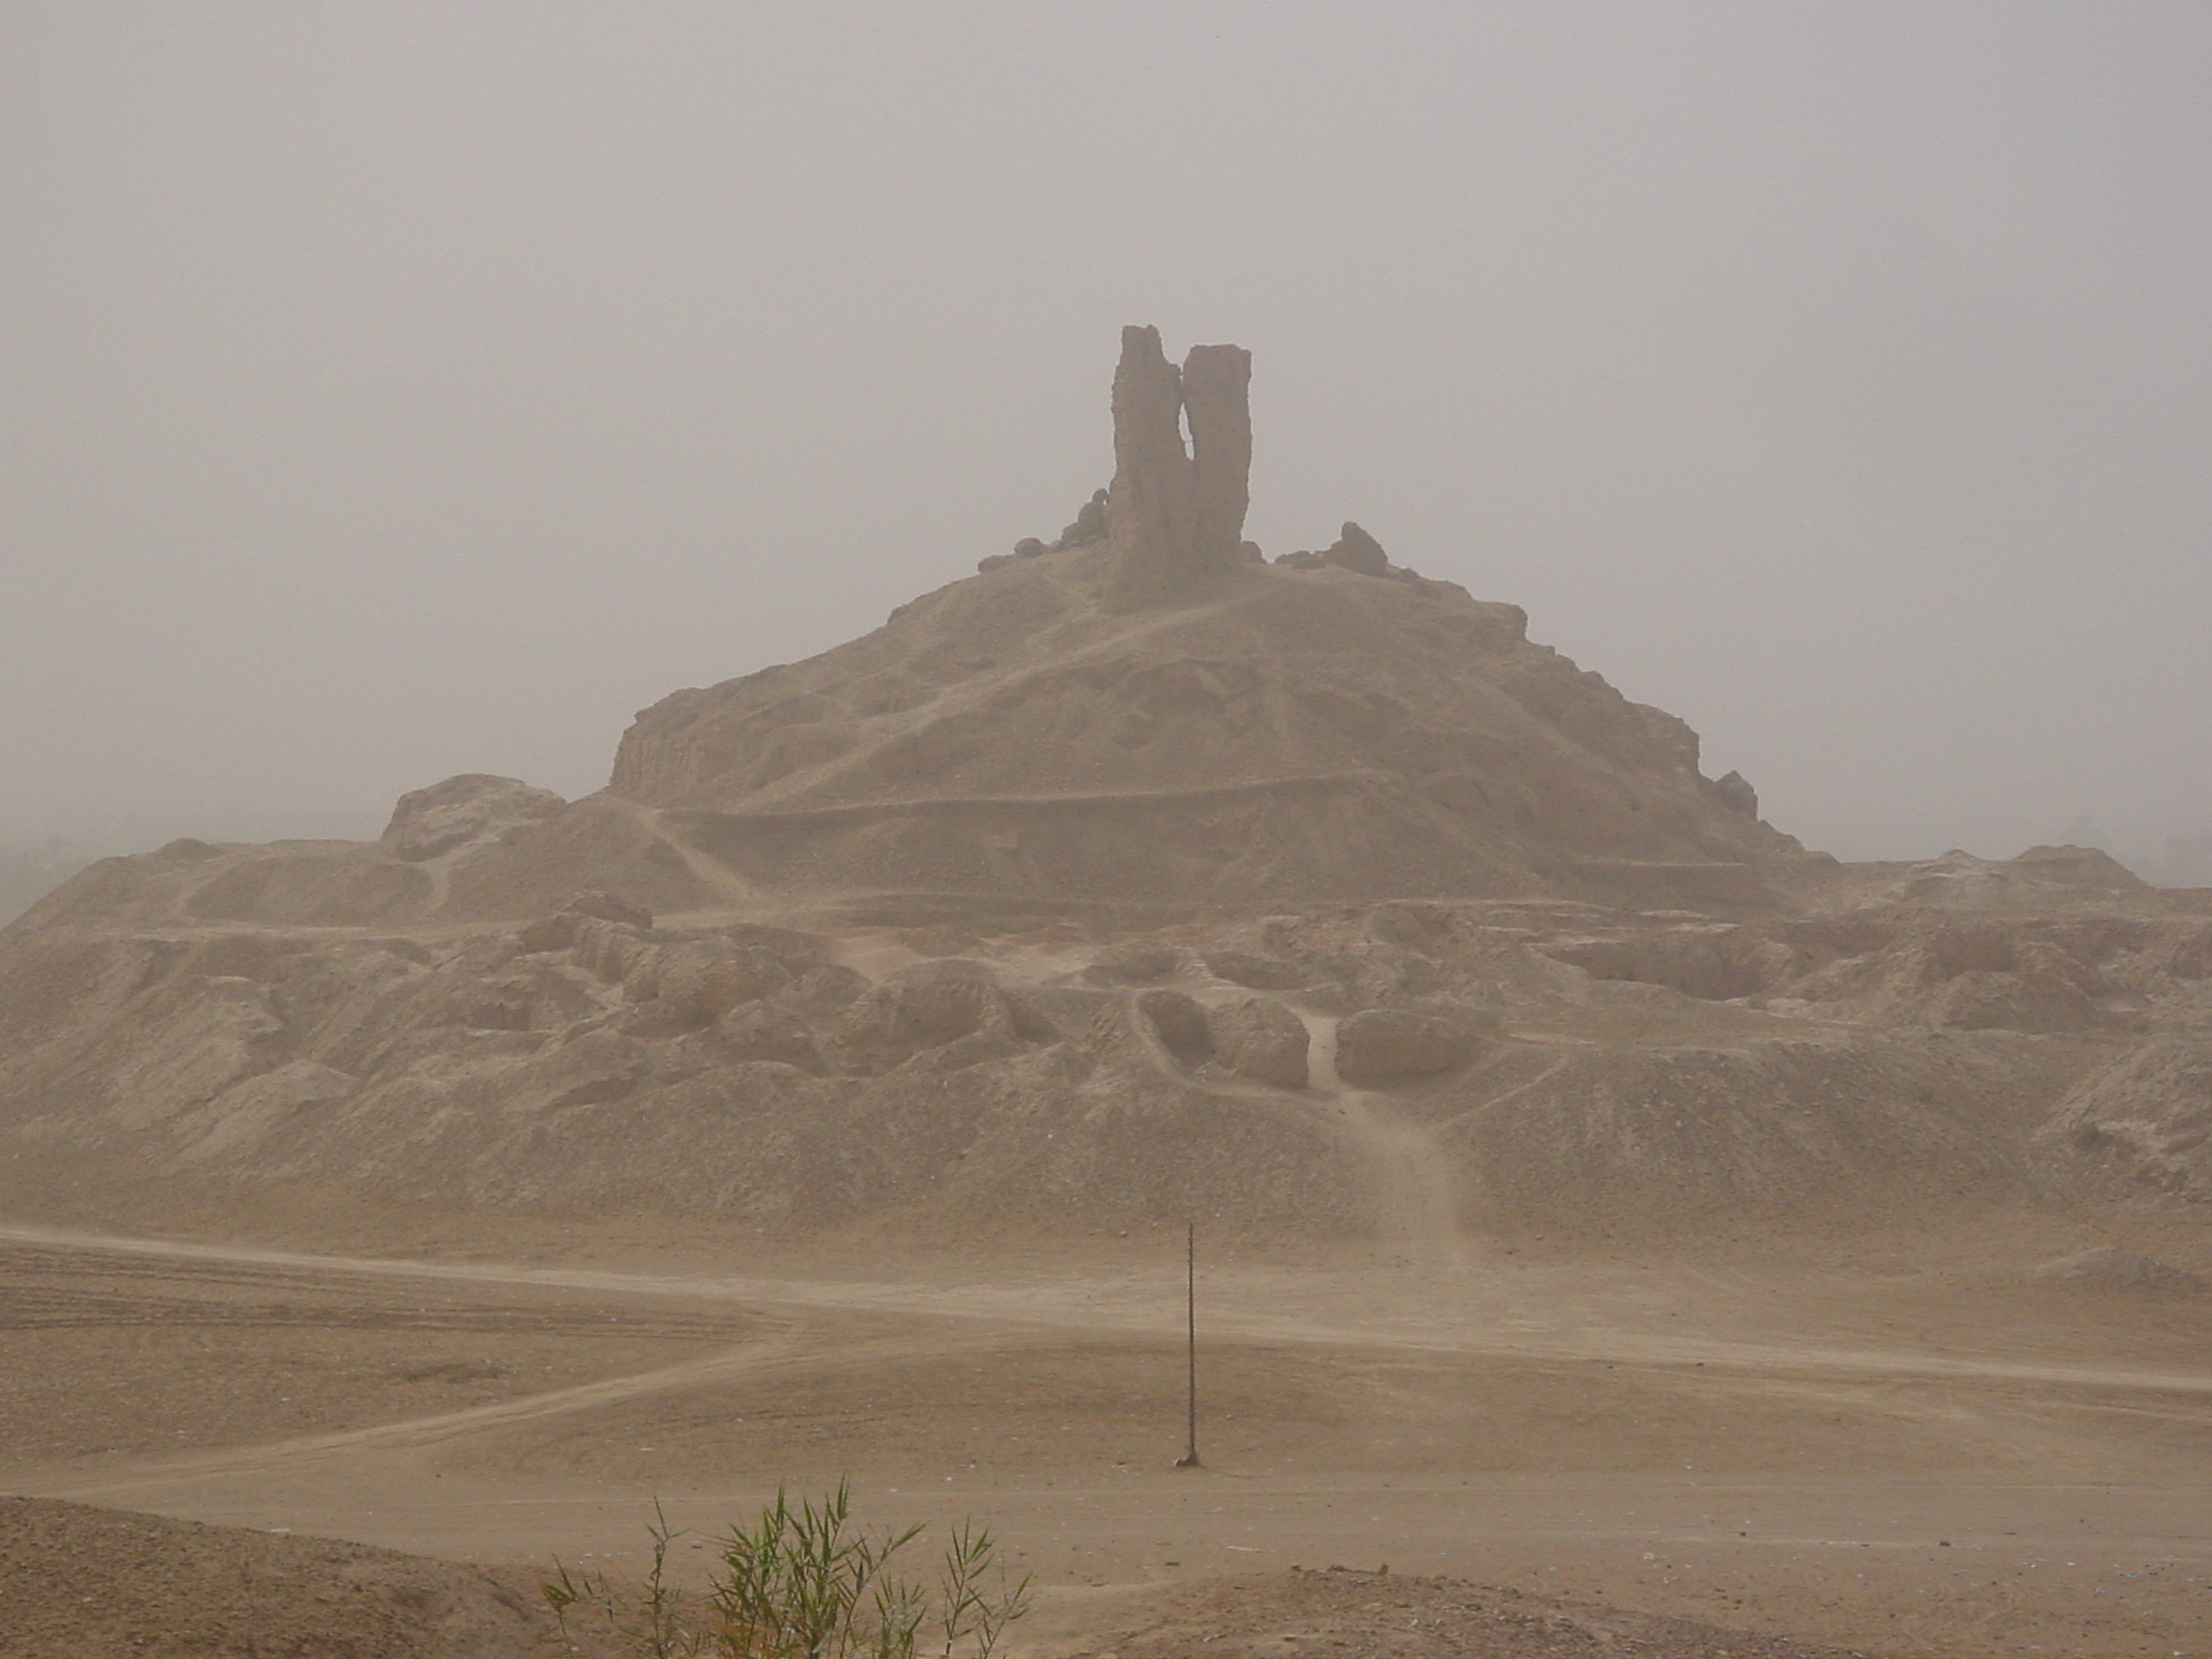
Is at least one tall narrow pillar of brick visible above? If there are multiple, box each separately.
[1182,343,1252,573]
[1101,325,1198,611]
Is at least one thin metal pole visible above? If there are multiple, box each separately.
[1176,1220,1201,1467]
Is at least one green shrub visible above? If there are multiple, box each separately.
[543,1483,1032,1659]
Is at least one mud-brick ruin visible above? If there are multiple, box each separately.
[0,330,2206,1247]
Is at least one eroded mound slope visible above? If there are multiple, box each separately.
[5,869,2208,1239]
[20,546,1812,931]
[589,546,1804,912]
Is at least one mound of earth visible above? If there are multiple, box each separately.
[2,329,2210,1247]
[0,1497,553,1658]
[19,329,1810,935]
[1091,1566,1875,1659]
[582,331,1807,918]
[2033,1037,2212,1202]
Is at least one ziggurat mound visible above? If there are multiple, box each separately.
[4,329,2210,1248]
[595,543,1801,914]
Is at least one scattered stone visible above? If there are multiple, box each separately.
[1321,521,1390,577]
[1387,566,1468,601]
[1711,770,1760,817]
[773,963,870,1023]
[1052,488,1110,550]
[453,978,535,1031]
[1364,904,1449,953]
[514,916,572,954]
[570,915,661,988]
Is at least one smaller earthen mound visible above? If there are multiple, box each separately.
[649,939,794,1027]
[0,1497,553,1659]
[1054,486,1110,550]
[1922,965,2118,1033]
[2011,843,2153,893]
[2029,1246,2205,1295]
[517,889,654,951]
[1888,843,2156,912]
[1119,1568,1872,1659]
[381,773,565,862]
[1136,987,1214,1065]
[1334,1007,1489,1085]
[1209,995,1309,1088]
[839,959,1023,1073]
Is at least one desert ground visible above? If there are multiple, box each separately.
[6,1151,2212,1657]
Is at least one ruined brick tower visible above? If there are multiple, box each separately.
[1102,326,1253,610]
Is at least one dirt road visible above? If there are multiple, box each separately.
[7,1221,2212,1655]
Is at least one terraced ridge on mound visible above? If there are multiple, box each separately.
[589,541,1804,914]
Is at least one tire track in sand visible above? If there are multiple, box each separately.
[11,1223,2212,1402]
[23,1323,1017,1501]
[1293,1011,1568,1304]
[1299,1013,1468,1283]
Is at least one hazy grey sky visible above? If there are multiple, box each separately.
[4,2,2207,865]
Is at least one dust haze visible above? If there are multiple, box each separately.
[4,3,2208,873]
[10,11,2212,1659]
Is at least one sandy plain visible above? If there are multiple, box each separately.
[5,1172,2212,1659]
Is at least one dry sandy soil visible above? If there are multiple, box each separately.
[0,1496,554,1658]
[6,1203,2212,1658]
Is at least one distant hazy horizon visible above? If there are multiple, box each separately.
[6,3,2207,872]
